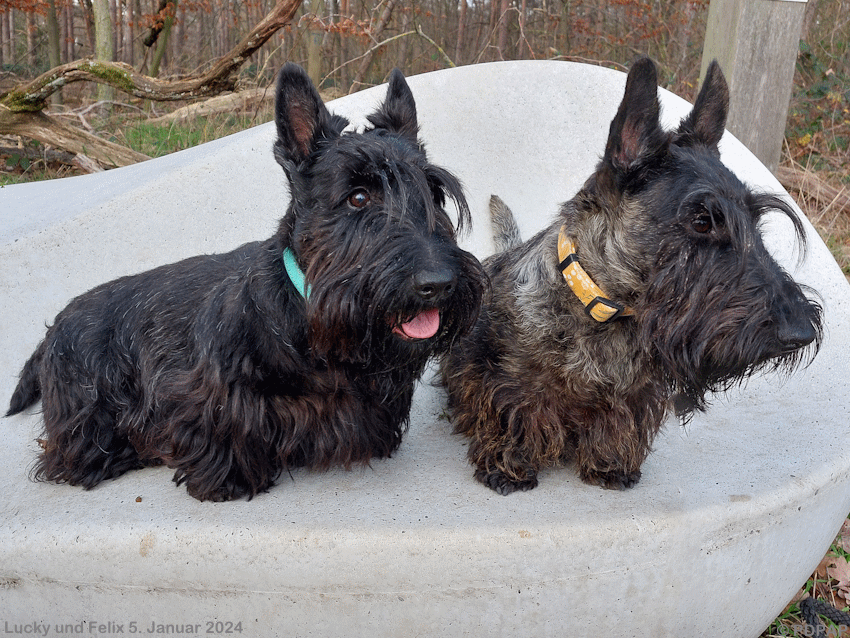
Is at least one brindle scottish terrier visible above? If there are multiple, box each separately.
[7,63,485,501]
[440,57,822,495]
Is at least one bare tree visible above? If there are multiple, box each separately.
[350,0,398,90]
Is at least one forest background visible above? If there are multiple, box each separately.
[0,0,849,635]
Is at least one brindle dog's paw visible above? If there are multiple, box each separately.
[582,468,641,490]
[475,468,538,495]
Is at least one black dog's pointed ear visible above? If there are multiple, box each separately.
[366,68,419,141]
[604,56,666,172]
[674,60,729,150]
[273,63,341,167]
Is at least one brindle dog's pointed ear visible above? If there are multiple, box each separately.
[367,68,420,142]
[273,63,345,167]
[674,60,729,151]
[603,56,667,173]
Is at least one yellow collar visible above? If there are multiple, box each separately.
[557,225,634,323]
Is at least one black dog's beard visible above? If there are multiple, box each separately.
[305,245,483,369]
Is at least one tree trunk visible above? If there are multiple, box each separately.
[306,0,324,87]
[26,11,36,70]
[802,0,820,42]
[0,12,6,66]
[338,0,350,88]
[111,0,119,61]
[62,4,74,63]
[46,0,63,105]
[0,107,150,167]
[350,0,397,89]
[143,0,168,48]
[174,2,185,70]
[455,0,467,65]
[560,0,571,55]
[149,0,177,77]
[82,0,96,52]
[2,9,13,64]
[518,0,527,57]
[125,0,135,65]
[218,1,228,58]
[398,8,411,69]
[497,0,509,59]
[7,9,15,63]
[93,0,115,103]
[135,0,144,67]
[485,0,498,61]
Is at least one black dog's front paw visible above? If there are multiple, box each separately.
[582,468,641,490]
[475,467,538,495]
[178,471,266,502]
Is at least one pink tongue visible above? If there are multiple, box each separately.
[395,309,441,339]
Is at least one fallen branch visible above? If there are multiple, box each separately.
[0,144,76,164]
[0,143,104,173]
[146,87,274,124]
[1,107,150,166]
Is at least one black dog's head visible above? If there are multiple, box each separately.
[272,64,485,367]
[574,56,823,413]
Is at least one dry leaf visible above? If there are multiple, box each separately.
[827,556,850,601]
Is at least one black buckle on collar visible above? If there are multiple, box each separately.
[558,253,579,272]
[584,296,626,322]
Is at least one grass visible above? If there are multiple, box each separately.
[119,112,274,158]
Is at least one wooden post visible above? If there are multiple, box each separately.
[700,0,807,174]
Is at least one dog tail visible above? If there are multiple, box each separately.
[6,341,45,417]
[489,195,523,252]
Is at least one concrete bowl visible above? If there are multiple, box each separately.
[1,61,848,637]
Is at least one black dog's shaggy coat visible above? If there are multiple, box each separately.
[7,64,485,501]
[440,57,823,495]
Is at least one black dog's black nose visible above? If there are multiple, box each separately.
[413,268,457,301]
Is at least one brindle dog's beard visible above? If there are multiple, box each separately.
[640,241,823,415]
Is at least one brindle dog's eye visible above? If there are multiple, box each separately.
[692,214,712,234]
[691,203,713,234]
[348,190,370,209]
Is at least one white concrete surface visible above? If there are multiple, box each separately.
[1,61,849,637]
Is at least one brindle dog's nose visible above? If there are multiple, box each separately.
[777,319,817,351]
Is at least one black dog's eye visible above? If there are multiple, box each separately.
[348,189,370,209]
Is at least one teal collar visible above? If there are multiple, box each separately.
[283,247,311,299]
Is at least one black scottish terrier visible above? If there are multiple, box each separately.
[7,64,485,501]
[440,57,823,495]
